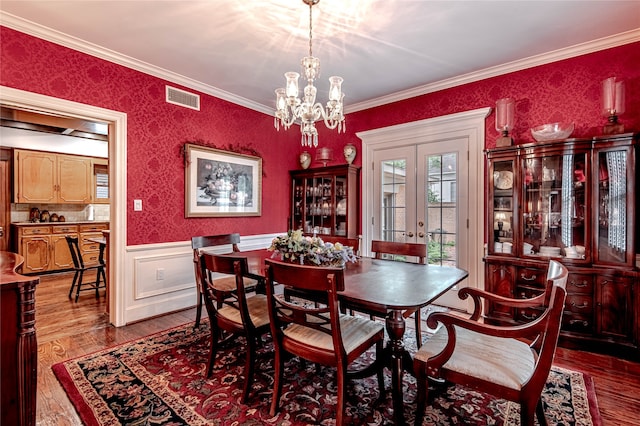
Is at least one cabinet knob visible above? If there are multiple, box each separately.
[405,232,414,237]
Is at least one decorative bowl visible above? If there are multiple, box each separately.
[530,122,574,142]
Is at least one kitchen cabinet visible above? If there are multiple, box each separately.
[79,223,109,266]
[289,165,360,239]
[484,133,639,359]
[13,149,92,204]
[11,222,108,274]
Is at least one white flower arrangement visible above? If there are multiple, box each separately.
[268,230,357,267]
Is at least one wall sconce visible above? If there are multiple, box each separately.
[495,98,515,147]
[601,77,625,135]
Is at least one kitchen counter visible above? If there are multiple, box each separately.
[10,222,110,274]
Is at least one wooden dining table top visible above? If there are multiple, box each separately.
[240,249,468,311]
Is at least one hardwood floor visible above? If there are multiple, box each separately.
[34,272,639,425]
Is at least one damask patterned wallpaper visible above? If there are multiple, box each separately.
[316,41,640,158]
[1,26,638,244]
[1,27,299,245]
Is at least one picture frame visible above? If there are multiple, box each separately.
[185,143,262,217]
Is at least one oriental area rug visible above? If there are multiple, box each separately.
[53,321,602,425]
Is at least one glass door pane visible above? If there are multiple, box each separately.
[597,149,629,264]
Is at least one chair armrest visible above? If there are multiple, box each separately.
[427,310,547,340]
[459,287,547,321]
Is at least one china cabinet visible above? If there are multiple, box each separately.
[289,165,360,239]
[484,133,639,359]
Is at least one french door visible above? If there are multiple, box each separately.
[372,138,470,309]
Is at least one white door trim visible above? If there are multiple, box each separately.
[1,85,128,326]
[357,107,491,303]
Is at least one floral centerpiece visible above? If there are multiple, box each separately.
[268,230,357,267]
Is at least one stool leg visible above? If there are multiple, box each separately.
[69,270,79,299]
[75,270,84,302]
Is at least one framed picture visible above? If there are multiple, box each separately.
[185,143,262,217]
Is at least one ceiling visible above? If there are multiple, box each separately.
[1,1,639,115]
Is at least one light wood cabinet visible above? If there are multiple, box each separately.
[14,149,92,204]
[11,222,108,274]
[79,223,109,266]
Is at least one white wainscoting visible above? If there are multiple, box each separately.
[121,233,279,324]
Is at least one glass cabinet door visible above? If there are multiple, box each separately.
[491,160,515,254]
[522,152,587,260]
[596,147,632,265]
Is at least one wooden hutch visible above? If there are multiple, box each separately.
[484,133,639,359]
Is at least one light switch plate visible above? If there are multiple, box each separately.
[134,199,142,211]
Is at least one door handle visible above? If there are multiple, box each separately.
[406,231,414,237]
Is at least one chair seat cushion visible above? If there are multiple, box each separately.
[415,326,536,390]
[284,314,383,354]
[218,294,270,328]
[212,275,258,292]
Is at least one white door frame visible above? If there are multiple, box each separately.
[357,107,491,307]
[1,85,128,326]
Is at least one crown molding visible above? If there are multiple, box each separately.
[2,12,638,116]
[346,28,640,113]
[0,12,273,116]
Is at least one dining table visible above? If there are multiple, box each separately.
[236,248,469,425]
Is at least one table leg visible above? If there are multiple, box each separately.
[386,309,406,425]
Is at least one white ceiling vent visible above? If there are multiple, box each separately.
[166,86,200,111]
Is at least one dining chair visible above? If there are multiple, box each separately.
[264,258,385,426]
[318,235,361,255]
[191,234,244,328]
[200,252,271,402]
[65,236,107,302]
[413,260,569,426]
[357,240,428,347]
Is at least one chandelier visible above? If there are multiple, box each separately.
[274,0,346,148]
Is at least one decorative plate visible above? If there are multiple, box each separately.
[494,171,513,189]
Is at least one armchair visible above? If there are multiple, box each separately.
[413,260,568,426]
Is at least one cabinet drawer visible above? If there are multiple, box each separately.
[514,285,544,300]
[565,294,593,313]
[21,226,51,236]
[80,223,108,232]
[562,312,594,334]
[82,252,100,265]
[566,273,593,294]
[516,306,545,322]
[516,267,546,289]
[51,225,79,234]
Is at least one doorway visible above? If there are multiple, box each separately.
[358,108,490,312]
[1,85,127,326]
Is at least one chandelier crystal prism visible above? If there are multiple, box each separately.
[274,0,346,148]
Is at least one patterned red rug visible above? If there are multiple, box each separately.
[53,321,602,425]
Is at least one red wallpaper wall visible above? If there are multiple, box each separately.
[1,27,300,245]
[314,42,640,166]
[1,26,638,245]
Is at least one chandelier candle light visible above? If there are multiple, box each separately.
[274,0,346,148]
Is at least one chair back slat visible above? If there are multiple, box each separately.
[371,240,426,264]
[192,233,241,253]
[65,236,85,269]
[319,236,360,254]
[264,259,345,355]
